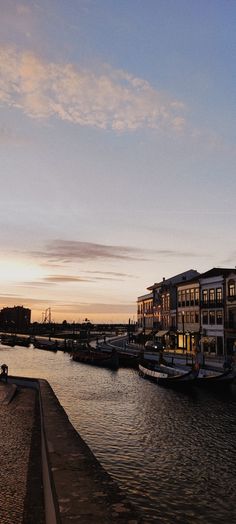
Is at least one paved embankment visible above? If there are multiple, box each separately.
[39,379,140,523]
[0,382,44,524]
[0,378,140,524]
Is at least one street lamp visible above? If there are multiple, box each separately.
[182,311,185,352]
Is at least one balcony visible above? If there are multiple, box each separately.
[200,300,223,309]
[227,295,236,302]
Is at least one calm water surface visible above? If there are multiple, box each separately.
[1,343,236,523]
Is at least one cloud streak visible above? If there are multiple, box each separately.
[30,239,148,262]
[26,239,203,267]
[0,46,185,132]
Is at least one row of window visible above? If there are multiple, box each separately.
[138,281,236,315]
[202,288,222,303]
[178,312,199,324]
[178,288,199,304]
[202,310,223,325]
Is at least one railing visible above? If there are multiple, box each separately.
[200,301,223,309]
[227,295,236,301]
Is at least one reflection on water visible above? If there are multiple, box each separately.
[2,344,236,523]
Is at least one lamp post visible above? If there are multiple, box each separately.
[143,312,146,337]
[182,311,185,352]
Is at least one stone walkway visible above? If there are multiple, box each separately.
[0,384,44,524]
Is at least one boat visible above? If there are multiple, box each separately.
[71,346,119,370]
[33,338,58,352]
[138,359,236,390]
[0,334,16,347]
[193,368,236,389]
[15,336,31,347]
[139,361,195,388]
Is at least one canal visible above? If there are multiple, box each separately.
[1,343,236,523]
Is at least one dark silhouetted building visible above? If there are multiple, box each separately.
[0,306,31,331]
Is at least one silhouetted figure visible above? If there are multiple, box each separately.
[0,363,8,383]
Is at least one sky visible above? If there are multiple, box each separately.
[0,0,236,323]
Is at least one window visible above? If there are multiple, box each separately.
[190,288,195,305]
[229,280,236,297]
[216,310,223,325]
[202,311,208,324]
[167,294,170,309]
[186,312,190,323]
[190,312,195,323]
[216,288,222,303]
[195,312,199,323]
[209,289,215,303]
[181,290,186,306]
[209,311,215,325]
[186,289,190,306]
[195,288,199,304]
[202,290,208,303]
[178,291,181,307]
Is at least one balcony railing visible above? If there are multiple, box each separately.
[200,300,223,309]
[227,295,236,301]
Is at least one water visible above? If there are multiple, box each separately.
[1,343,236,523]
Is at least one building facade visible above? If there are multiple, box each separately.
[0,306,31,332]
[137,267,236,355]
[177,279,200,352]
[225,272,236,353]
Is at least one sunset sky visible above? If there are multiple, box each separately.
[0,0,235,323]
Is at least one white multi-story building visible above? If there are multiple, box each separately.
[199,268,235,356]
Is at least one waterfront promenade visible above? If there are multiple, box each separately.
[0,378,140,524]
[0,383,44,524]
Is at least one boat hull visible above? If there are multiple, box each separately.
[139,363,236,390]
[72,349,119,370]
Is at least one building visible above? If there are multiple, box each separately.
[137,269,199,346]
[177,278,200,352]
[199,268,236,356]
[137,266,236,355]
[225,271,236,353]
[0,306,31,332]
[137,292,153,334]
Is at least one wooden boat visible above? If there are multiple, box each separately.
[0,334,16,347]
[33,339,58,352]
[139,361,195,388]
[71,346,119,370]
[15,336,31,347]
[193,368,236,389]
[139,360,236,390]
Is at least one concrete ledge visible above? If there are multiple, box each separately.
[0,382,17,404]
[9,377,141,523]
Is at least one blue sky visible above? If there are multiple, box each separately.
[0,0,235,322]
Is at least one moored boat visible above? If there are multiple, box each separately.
[139,361,195,388]
[139,360,236,390]
[71,346,119,370]
[33,338,58,352]
[0,334,16,347]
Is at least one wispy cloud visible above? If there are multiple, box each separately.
[0,46,185,132]
[30,239,148,262]
[43,274,96,283]
[53,302,136,314]
[25,239,203,267]
[85,270,137,278]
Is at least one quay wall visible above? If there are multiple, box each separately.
[8,376,140,524]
